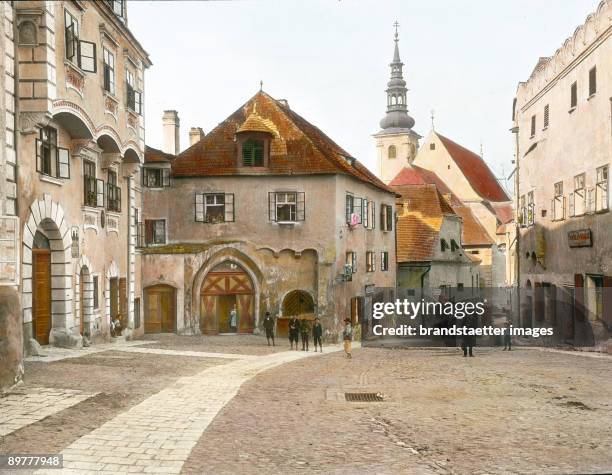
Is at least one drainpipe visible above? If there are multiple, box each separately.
[511,124,521,325]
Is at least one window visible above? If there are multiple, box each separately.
[93,275,99,309]
[104,0,124,17]
[543,104,549,128]
[596,165,608,212]
[388,145,396,159]
[268,192,305,223]
[242,139,264,166]
[381,251,389,271]
[195,193,235,223]
[450,239,459,251]
[429,143,435,150]
[527,191,534,225]
[346,251,357,274]
[135,209,144,248]
[380,204,393,231]
[366,251,375,272]
[530,115,536,137]
[145,219,166,245]
[126,69,142,114]
[64,10,79,61]
[107,170,121,212]
[572,173,586,216]
[83,160,102,207]
[440,239,449,252]
[345,194,363,225]
[364,200,375,229]
[570,81,577,109]
[36,126,70,179]
[552,181,565,221]
[103,48,115,95]
[143,168,170,188]
[589,66,596,96]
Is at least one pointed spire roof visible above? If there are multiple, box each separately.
[378,22,416,133]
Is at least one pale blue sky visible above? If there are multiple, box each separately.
[130,0,598,187]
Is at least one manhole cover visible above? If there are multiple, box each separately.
[345,392,384,402]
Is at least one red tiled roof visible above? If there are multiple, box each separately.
[145,145,174,163]
[436,133,510,202]
[491,202,514,225]
[394,184,456,263]
[169,91,395,194]
[390,167,494,247]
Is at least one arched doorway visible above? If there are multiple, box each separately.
[200,261,254,334]
[144,284,176,333]
[278,290,315,337]
[32,231,51,345]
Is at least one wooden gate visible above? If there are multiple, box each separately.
[33,249,51,345]
[200,264,254,334]
[145,285,176,333]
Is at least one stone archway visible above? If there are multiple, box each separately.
[22,196,79,347]
[192,249,262,335]
[278,290,315,337]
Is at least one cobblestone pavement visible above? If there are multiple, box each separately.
[0,388,96,437]
[184,346,612,475]
[2,336,611,475]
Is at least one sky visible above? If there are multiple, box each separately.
[129,0,599,190]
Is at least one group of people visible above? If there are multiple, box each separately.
[261,312,354,358]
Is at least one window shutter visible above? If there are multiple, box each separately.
[35,139,42,173]
[386,205,393,231]
[195,193,204,222]
[58,147,70,179]
[134,91,142,115]
[103,65,111,91]
[380,204,385,230]
[371,202,376,229]
[162,168,170,187]
[225,193,235,222]
[345,195,352,224]
[296,192,305,221]
[145,220,154,244]
[78,40,97,73]
[268,192,276,221]
[589,67,596,96]
[354,197,363,224]
[65,23,76,60]
[117,186,121,212]
[96,179,105,207]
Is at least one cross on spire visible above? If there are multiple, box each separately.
[393,21,400,41]
[430,109,435,131]
[259,80,263,91]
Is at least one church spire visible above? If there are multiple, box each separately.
[379,22,415,131]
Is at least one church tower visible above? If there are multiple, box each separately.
[373,23,421,184]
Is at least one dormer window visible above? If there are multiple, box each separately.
[242,139,264,167]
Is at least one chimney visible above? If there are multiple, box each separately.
[162,110,180,155]
[189,127,205,146]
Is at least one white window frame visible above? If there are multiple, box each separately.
[596,165,609,212]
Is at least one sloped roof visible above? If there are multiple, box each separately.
[145,145,174,163]
[394,184,456,263]
[491,202,514,225]
[170,91,394,194]
[390,167,494,247]
[436,133,510,202]
[236,111,275,135]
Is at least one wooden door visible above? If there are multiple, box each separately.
[237,294,253,333]
[200,295,218,334]
[33,250,51,345]
[80,270,85,335]
[119,278,127,328]
[110,278,119,322]
[145,285,176,334]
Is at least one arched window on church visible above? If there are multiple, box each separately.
[388,145,397,159]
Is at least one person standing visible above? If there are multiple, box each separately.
[343,318,353,359]
[229,305,238,332]
[288,316,299,350]
[300,318,311,351]
[503,318,512,351]
[461,314,476,357]
[312,317,323,352]
[263,311,275,346]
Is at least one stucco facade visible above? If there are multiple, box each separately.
[13,0,150,350]
[513,0,612,345]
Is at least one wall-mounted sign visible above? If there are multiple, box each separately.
[568,229,592,248]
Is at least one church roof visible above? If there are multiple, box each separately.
[435,132,510,203]
[168,91,395,194]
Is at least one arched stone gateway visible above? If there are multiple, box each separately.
[278,290,315,337]
[200,261,255,334]
[22,196,81,348]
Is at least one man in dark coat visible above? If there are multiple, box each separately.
[300,318,311,351]
[312,317,323,352]
[288,316,299,350]
[262,311,275,346]
[461,313,476,357]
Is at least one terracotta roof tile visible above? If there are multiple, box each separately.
[491,202,514,225]
[145,145,174,163]
[436,133,510,202]
[169,91,394,194]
